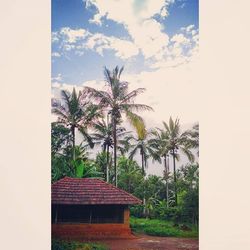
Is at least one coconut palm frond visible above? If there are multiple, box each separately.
[83,86,112,106]
[78,126,94,149]
[180,146,195,162]
[120,103,153,113]
[120,88,146,104]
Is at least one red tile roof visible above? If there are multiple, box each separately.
[52,177,142,205]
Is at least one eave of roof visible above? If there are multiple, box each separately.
[52,177,142,205]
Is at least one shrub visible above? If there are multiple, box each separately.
[130,217,198,238]
[51,239,108,250]
[144,226,179,237]
[130,205,144,217]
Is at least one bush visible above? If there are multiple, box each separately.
[164,207,182,223]
[130,205,144,218]
[144,227,179,237]
[51,239,108,250]
[130,217,198,238]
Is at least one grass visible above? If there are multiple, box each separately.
[130,217,198,238]
[52,239,109,250]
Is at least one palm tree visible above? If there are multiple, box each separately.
[52,88,101,161]
[183,123,199,156]
[83,66,153,186]
[128,124,159,215]
[162,117,195,206]
[92,119,130,182]
[149,128,171,206]
[129,124,157,176]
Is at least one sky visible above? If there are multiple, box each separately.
[51,0,199,176]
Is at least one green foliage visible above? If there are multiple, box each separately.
[51,239,108,250]
[117,156,144,193]
[130,217,198,238]
[51,123,71,154]
[177,163,199,224]
[130,205,144,217]
[52,154,74,182]
[52,144,103,182]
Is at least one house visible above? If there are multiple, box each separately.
[52,177,142,239]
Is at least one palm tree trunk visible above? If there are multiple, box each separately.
[103,143,106,153]
[164,154,169,207]
[172,150,178,206]
[141,150,146,216]
[141,150,145,176]
[106,145,109,183]
[113,117,117,187]
[72,126,75,161]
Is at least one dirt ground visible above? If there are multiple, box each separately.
[94,235,199,250]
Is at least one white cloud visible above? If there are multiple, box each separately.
[53,27,139,59]
[160,6,169,18]
[52,73,62,82]
[89,13,103,26]
[86,0,174,59]
[181,24,196,34]
[60,27,89,43]
[171,33,190,46]
[52,52,61,57]
[52,32,60,43]
[84,32,139,59]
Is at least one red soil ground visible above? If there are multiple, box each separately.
[93,234,199,250]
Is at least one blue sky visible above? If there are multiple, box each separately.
[52,0,199,175]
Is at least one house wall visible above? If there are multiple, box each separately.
[52,223,132,240]
[124,206,130,225]
[52,205,133,239]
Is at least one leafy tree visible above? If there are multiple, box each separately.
[177,164,199,224]
[52,142,102,181]
[73,160,103,178]
[95,151,112,181]
[117,156,143,193]
[83,66,152,186]
[51,122,71,155]
[52,154,72,183]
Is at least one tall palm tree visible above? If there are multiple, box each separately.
[149,128,171,206]
[129,125,157,176]
[163,117,195,206]
[128,124,158,215]
[52,88,101,161]
[83,66,153,186]
[92,119,131,182]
